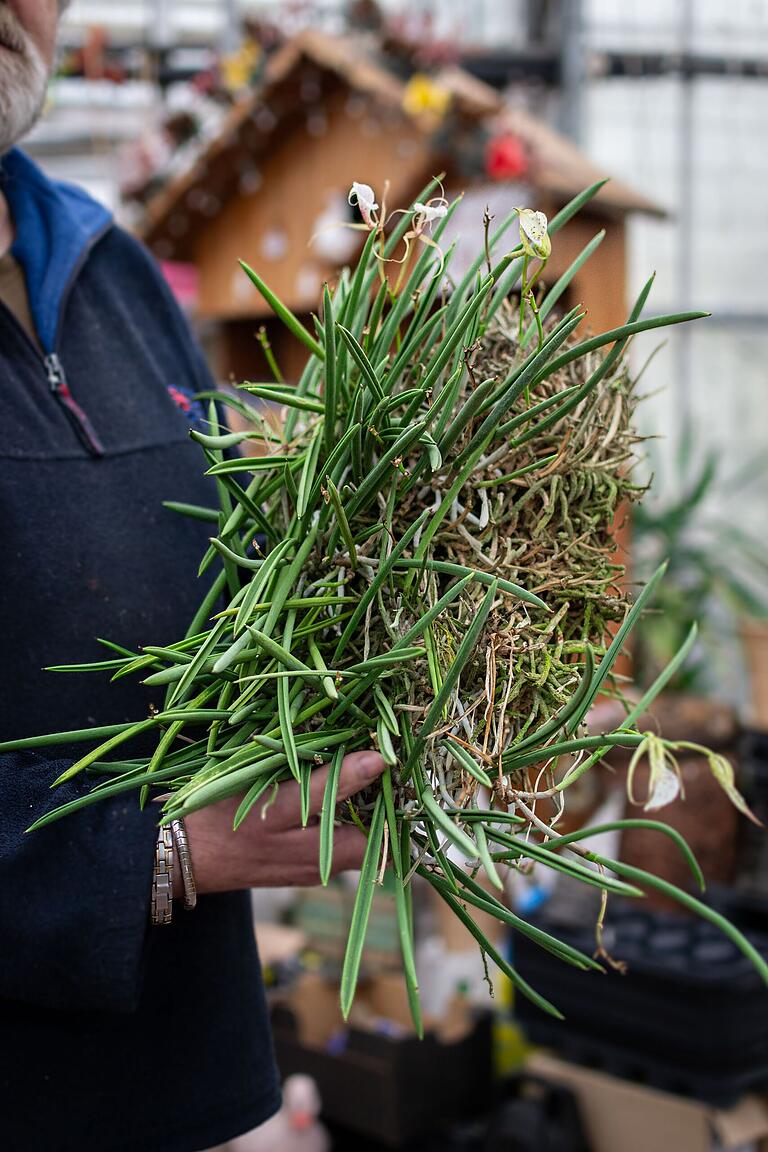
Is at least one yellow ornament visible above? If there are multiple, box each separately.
[221,40,263,93]
[402,73,451,120]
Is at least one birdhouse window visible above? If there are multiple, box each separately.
[237,158,263,196]
[300,73,323,103]
[345,94,367,120]
[296,266,322,300]
[254,105,277,133]
[261,227,290,262]
[232,267,257,302]
[306,110,328,137]
[311,193,359,264]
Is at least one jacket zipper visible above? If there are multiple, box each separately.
[0,217,111,458]
[44,352,104,457]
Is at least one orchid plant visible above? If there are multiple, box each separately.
[3,177,766,1028]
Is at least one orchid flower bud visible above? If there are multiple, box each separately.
[518,209,551,259]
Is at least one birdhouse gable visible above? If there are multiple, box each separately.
[136,29,663,324]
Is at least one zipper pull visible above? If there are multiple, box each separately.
[44,352,66,391]
[44,353,105,457]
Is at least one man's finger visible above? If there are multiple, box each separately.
[327,825,370,874]
[266,750,385,829]
[281,823,369,878]
[333,750,386,806]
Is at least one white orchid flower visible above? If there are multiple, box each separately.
[627,732,684,813]
[518,208,551,260]
[348,181,379,228]
[644,762,682,811]
[413,200,448,225]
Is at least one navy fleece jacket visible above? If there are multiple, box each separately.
[0,149,279,1152]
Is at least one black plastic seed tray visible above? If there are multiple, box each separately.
[271,1002,493,1146]
[513,905,768,1107]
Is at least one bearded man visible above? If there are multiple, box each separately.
[0,3,384,1149]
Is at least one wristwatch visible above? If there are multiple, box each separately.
[150,817,197,925]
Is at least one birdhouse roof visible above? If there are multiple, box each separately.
[139,28,664,254]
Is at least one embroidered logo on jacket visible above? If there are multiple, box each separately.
[167,385,206,426]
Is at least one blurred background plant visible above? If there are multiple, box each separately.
[632,421,768,698]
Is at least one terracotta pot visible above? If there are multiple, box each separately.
[619,751,739,910]
[612,695,741,911]
[740,619,768,732]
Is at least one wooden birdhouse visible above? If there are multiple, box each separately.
[137,29,664,383]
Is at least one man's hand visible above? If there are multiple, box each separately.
[181,751,386,894]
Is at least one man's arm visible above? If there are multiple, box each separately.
[0,749,384,1012]
[0,750,157,1012]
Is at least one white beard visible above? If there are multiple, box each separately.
[0,6,49,154]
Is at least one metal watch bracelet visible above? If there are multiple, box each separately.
[150,824,174,925]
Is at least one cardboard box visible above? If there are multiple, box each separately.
[271,972,493,1145]
[293,880,400,968]
[526,1052,768,1152]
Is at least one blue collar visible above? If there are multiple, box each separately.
[0,148,112,354]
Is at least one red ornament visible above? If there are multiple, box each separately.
[485,133,528,182]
